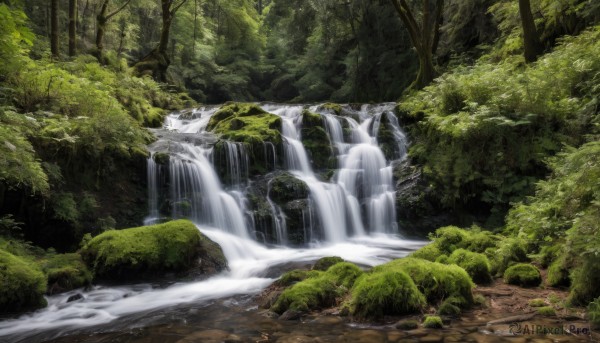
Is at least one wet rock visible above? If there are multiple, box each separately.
[310,316,343,325]
[276,334,319,343]
[397,319,419,330]
[339,330,386,343]
[280,309,304,320]
[260,310,280,319]
[419,335,444,343]
[300,110,334,171]
[66,293,83,303]
[176,329,234,343]
[269,173,309,205]
[486,313,535,326]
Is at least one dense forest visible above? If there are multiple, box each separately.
[1,0,600,340]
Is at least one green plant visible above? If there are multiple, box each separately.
[503,263,541,287]
[423,315,443,328]
[529,298,546,307]
[537,306,556,316]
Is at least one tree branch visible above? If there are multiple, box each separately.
[170,0,188,16]
[106,0,132,21]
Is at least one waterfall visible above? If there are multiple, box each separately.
[146,103,408,244]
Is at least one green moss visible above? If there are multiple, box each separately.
[313,256,345,271]
[396,319,419,330]
[277,269,320,287]
[271,262,363,314]
[529,298,546,307]
[153,152,170,165]
[207,103,282,144]
[411,243,442,261]
[81,220,222,280]
[588,297,600,327]
[320,103,342,115]
[447,249,492,284]
[486,237,529,276]
[350,271,426,319]
[503,263,541,287]
[435,254,450,264]
[0,250,47,313]
[300,110,334,170]
[423,315,443,329]
[268,172,309,206]
[536,306,556,316]
[429,226,468,253]
[42,253,92,294]
[437,298,462,316]
[374,258,474,307]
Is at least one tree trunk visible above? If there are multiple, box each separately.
[518,0,543,63]
[51,0,59,58]
[69,0,77,56]
[257,0,262,15]
[96,0,109,62]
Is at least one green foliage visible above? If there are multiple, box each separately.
[0,249,47,313]
[447,249,492,284]
[349,271,426,320]
[374,258,474,307]
[588,297,600,327]
[41,253,92,294]
[423,315,444,329]
[485,237,529,276]
[401,27,600,216]
[80,220,206,279]
[271,262,363,314]
[536,306,556,316]
[503,263,542,287]
[207,103,282,144]
[529,298,546,307]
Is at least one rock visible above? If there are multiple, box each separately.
[66,293,84,303]
[397,319,420,330]
[176,329,236,343]
[280,309,304,320]
[80,220,227,280]
[44,253,92,295]
[312,256,344,271]
[486,313,535,325]
[339,330,386,343]
[276,334,319,343]
[300,110,334,171]
[419,335,444,343]
[269,173,309,205]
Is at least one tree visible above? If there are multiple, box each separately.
[134,0,188,82]
[388,0,444,89]
[96,0,132,62]
[518,0,543,63]
[51,0,59,58]
[69,0,77,56]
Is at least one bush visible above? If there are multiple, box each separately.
[423,315,443,328]
[349,271,426,319]
[447,249,492,284]
[486,237,529,276]
[81,220,225,279]
[0,249,47,313]
[503,263,541,287]
[374,258,474,307]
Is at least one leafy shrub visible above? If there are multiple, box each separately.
[349,271,426,320]
[503,263,541,287]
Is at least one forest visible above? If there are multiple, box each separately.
[0,0,599,341]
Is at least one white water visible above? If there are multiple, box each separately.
[0,103,418,341]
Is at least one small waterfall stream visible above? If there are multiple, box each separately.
[0,103,422,342]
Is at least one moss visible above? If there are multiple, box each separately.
[350,271,426,320]
[268,172,309,206]
[207,103,282,144]
[81,220,225,280]
[423,315,443,329]
[588,297,600,327]
[437,298,462,316]
[568,260,600,305]
[529,298,546,307]
[271,262,363,314]
[319,103,342,116]
[396,319,419,330]
[42,253,92,294]
[374,258,474,307]
[300,110,334,170]
[153,152,170,165]
[277,269,320,287]
[313,256,345,271]
[0,250,47,313]
[537,306,556,316]
[486,237,529,276]
[447,249,492,284]
[411,243,442,261]
[435,255,449,264]
[430,226,468,253]
[503,263,542,287]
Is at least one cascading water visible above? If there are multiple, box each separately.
[0,103,422,342]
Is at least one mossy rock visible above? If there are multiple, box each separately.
[536,306,556,316]
[411,243,442,262]
[271,262,363,314]
[528,298,546,307]
[374,258,474,307]
[81,220,226,280]
[268,172,309,206]
[317,103,343,116]
[312,256,345,271]
[486,237,529,276]
[503,263,541,287]
[376,112,401,160]
[423,315,443,328]
[276,269,320,287]
[447,249,492,284]
[42,253,92,294]
[437,298,462,316]
[0,250,47,314]
[207,103,282,144]
[396,319,419,330]
[152,152,170,165]
[349,270,426,320]
[300,110,334,170]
